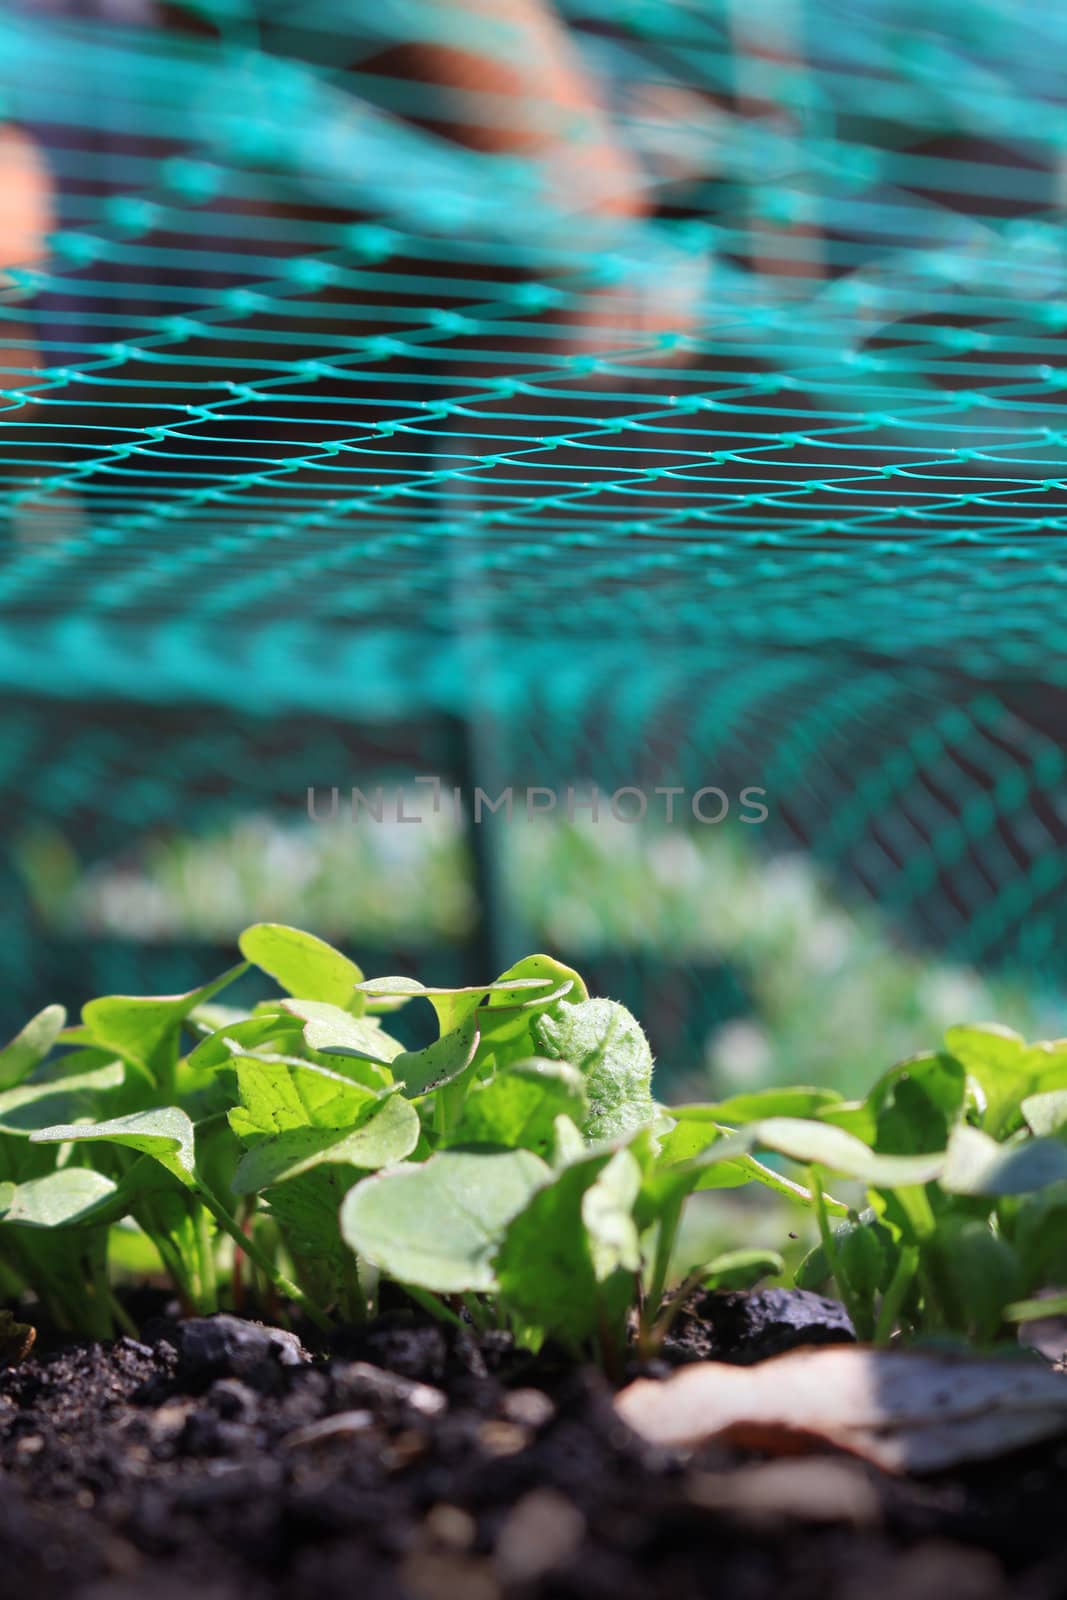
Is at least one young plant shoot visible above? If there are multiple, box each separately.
[0,928,1063,1358]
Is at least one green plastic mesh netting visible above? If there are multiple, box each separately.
[0,0,1064,1048]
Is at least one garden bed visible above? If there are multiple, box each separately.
[3,1293,1067,1600]
[5,928,1067,1598]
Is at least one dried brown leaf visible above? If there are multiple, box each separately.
[615,1345,1067,1473]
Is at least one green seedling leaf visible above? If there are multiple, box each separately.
[0,1005,67,1091]
[282,1000,403,1068]
[679,1088,842,1124]
[582,1148,643,1280]
[1030,1043,1067,1090]
[2,1168,119,1227]
[796,1208,894,1294]
[532,997,654,1141]
[355,973,558,1037]
[1000,1184,1067,1287]
[194,1114,244,1205]
[1021,1089,1067,1137]
[56,1025,96,1046]
[0,1055,125,1135]
[487,955,588,1010]
[82,964,247,1083]
[550,1113,587,1168]
[822,1053,966,1151]
[355,978,534,1000]
[37,1107,332,1327]
[647,1115,846,1216]
[945,1026,1067,1136]
[31,1107,198,1188]
[654,1116,724,1167]
[228,1054,377,1141]
[185,1003,249,1039]
[941,1124,1067,1196]
[813,1101,872,1138]
[356,977,472,1036]
[239,923,366,1011]
[1004,1291,1067,1323]
[450,1059,587,1155]
[926,1220,1024,1341]
[113,1166,217,1313]
[262,1166,359,1308]
[723,1118,946,1186]
[700,1247,785,1291]
[646,1118,938,1228]
[826,1213,893,1338]
[232,1091,420,1194]
[361,990,416,1016]
[698,1152,820,1202]
[187,1012,304,1070]
[391,1015,479,1097]
[340,1147,549,1293]
[494,1147,640,1348]
[477,955,587,1062]
[946,1022,1027,1076]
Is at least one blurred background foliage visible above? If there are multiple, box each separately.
[14,799,1057,1105]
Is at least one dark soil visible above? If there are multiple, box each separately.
[1,1292,1066,1600]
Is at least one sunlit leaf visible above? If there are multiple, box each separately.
[1021,1088,1067,1137]
[391,1015,479,1097]
[82,964,247,1082]
[648,1115,847,1216]
[2,1168,119,1228]
[941,1124,1067,1196]
[0,1005,67,1091]
[31,1107,198,1188]
[945,1026,1067,1136]
[227,1053,377,1141]
[449,1058,587,1156]
[494,1148,639,1348]
[532,996,654,1141]
[340,1147,548,1293]
[239,923,365,1011]
[282,999,403,1068]
[355,972,558,1037]
[232,1091,420,1194]
[679,1088,842,1124]
[0,1054,125,1135]
[187,1012,304,1070]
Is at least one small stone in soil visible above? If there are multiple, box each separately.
[494,1488,586,1583]
[424,1503,477,1551]
[500,1388,556,1430]
[169,1316,309,1390]
[330,1359,447,1419]
[282,1410,377,1450]
[693,1287,856,1364]
[478,1420,529,1458]
[347,1315,448,1382]
[686,1457,884,1528]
